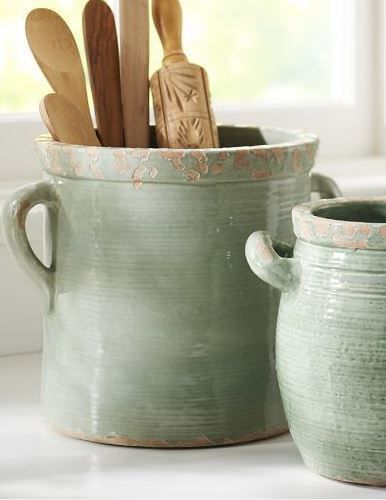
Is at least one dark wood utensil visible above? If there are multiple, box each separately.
[83,0,124,147]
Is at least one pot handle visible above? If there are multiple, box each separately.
[245,231,299,293]
[311,172,341,199]
[2,181,57,312]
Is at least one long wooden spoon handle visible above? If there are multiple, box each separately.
[152,0,187,64]
[119,0,150,148]
[83,0,124,147]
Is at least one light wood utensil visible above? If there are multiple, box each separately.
[119,0,150,147]
[39,100,59,141]
[150,0,219,149]
[83,0,124,147]
[26,8,94,130]
[40,94,101,146]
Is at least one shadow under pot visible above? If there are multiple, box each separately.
[3,125,340,448]
[246,197,386,484]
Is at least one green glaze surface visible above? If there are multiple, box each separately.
[3,126,336,448]
[246,198,386,484]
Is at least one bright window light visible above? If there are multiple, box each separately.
[0,0,355,113]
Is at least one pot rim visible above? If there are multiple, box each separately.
[293,197,386,250]
[34,125,319,186]
[35,125,318,153]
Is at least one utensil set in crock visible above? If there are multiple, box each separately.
[26,0,219,149]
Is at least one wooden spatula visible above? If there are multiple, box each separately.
[40,94,101,146]
[119,0,150,147]
[83,0,124,147]
[26,8,94,130]
[150,0,219,149]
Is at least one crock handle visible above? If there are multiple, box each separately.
[2,181,57,312]
[311,172,341,199]
[245,231,299,293]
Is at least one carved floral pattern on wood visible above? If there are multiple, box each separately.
[151,63,219,149]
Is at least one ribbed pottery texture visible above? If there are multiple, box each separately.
[3,126,338,448]
[246,198,386,484]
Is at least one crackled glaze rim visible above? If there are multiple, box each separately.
[34,125,319,186]
[293,197,386,250]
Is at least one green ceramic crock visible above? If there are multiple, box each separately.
[246,197,386,484]
[3,126,339,448]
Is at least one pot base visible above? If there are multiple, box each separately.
[304,460,386,487]
[51,425,289,448]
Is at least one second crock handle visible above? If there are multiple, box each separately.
[245,231,300,293]
[311,172,342,199]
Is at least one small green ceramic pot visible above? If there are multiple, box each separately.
[3,126,339,448]
[246,197,386,484]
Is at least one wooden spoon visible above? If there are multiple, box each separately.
[83,0,124,147]
[119,0,150,147]
[26,8,94,130]
[40,94,101,146]
[39,99,59,141]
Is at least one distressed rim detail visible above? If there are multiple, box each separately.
[293,197,386,250]
[34,126,318,186]
[49,424,289,448]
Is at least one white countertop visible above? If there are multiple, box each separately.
[1,353,385,499]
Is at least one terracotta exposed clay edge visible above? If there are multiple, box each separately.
[49,424,289,448]
[293,197,386,250]
[34,126,318,187]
